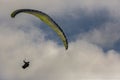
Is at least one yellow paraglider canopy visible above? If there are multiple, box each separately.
[11,9,68,50]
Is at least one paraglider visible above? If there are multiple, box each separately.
[11,9,68,50]
[22,60,30,69]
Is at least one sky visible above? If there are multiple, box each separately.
[0,0,120,80]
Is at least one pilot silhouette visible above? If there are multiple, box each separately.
[22,60,30,69]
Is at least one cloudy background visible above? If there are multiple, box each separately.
[0,0,120,80]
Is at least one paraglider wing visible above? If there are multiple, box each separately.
[11,9,68,50]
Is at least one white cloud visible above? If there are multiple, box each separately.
[0,0,120,80]
[1,0,120,17]
[1,32,120,80]
[80,22,120,47]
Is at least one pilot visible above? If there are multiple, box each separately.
[22,60,30,69]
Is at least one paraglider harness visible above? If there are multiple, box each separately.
[22,60,30,69]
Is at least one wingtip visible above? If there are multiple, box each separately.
[65,46,68,50]
[11,12,15,18]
